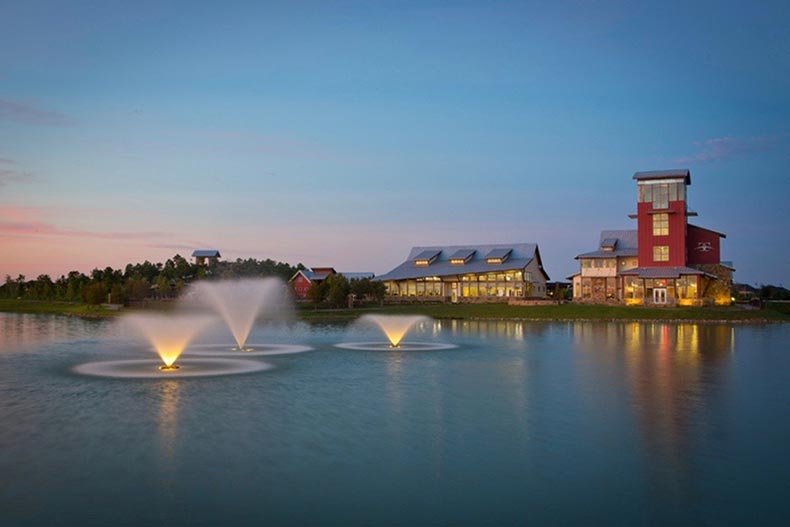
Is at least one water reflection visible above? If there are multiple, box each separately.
[442,319,550,341]
[573,322,734,512]
[158,381,181,461]
[0,313,111,352]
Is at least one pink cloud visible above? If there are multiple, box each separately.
[0,204,171,240]
[0,99,75,126]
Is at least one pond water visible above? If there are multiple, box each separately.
[1,313,788,526]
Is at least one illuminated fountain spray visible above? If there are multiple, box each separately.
[362,314,429,348]
[125,313,215,370]
[335,314,457,351]
[192,278,286,352]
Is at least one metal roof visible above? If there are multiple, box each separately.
[576,248,639,259]
[620,266,707,279]
[291,270,374,282]
[633,169,691,184]
[192,250,221,257]
[376,243,547,281]
[575,230,638,259]
[688,224,727,239]
[449,248,476,261]
[341,272,375,280]
[413,249,441,262]
[600,238,618,249]
[485,248,512,260]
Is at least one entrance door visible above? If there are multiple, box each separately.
[653,288,667,304]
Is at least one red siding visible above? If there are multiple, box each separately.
[686,225,722,265]
[637,200,687,267]
[292,274,311,299]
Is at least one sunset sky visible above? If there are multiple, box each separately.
[1,1,788,285]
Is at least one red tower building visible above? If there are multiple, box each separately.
[572,170,733,306]
[621,169,732,305]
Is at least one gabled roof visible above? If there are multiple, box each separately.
[376,243,549,281]
[633,169,691,185]
[289,269,374,283]
[688,224,727,239]
[192,250,221,257]
[576,230,638,259]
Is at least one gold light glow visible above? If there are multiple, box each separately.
[150,335,193,367]
[125,314,215,371]
[363,314,430,347]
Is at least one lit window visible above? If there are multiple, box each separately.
[653,246,669,262]
[653,213,669,236]
[653,184,669,209]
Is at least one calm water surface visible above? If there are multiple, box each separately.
[1,313,789,526]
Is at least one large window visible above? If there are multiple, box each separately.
[653,184,669,209]
[653,245,669,262]
[653,213,669,236]
[638,182,685,208]
[677,275,698,299]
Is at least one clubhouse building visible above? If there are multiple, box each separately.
[570,170,733,306]
[376,243,549,302]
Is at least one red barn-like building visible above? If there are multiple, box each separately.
[571,170,733,306]
[289,268,374,300]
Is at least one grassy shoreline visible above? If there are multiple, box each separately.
[3,298,785,323]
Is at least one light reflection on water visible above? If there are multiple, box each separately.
[0,313,788,526]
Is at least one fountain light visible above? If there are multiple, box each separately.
[124,314,216,370]
[362,314,430,348]
[335,314,457,352]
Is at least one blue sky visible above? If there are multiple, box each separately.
[1,0,788,285]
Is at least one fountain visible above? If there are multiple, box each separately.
[73,313,275,379]
[124,313,216,369]
[191,278,286,352]
[335,314,457,351]
[184,278,313,357]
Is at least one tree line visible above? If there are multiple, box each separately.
[1,255,302,305]
[306,274,387,308]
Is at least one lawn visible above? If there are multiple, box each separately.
[297,302,790,322]
[2,298,787,323]
[0,299,120,317]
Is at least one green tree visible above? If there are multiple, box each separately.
[3,275,19,299]
[156,276,172,298]
[126,278,151,301]
[109,283,126,304]
[306,280,328,305]
[349,277,386,303]
[81,283,107,305]
[326,274,351,308]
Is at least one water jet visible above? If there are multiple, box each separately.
[124,313,215,369]
[191,278,286,351]
[335,314,457,351]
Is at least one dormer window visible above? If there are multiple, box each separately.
[414,250,441,266]
[485,248,512,265]
[449,249,475,265]
[600,238,617,252]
